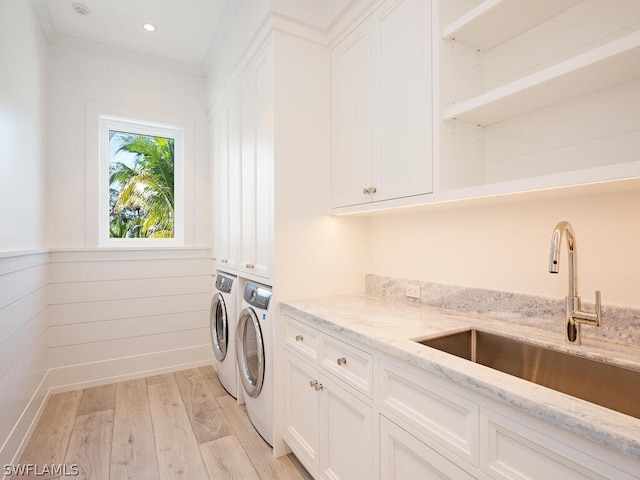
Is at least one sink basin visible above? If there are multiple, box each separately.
[417,329,640,420]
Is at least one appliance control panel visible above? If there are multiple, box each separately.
[244,282,272,309]
[215,274,234,294]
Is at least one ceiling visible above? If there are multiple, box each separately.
[32,0,230,68]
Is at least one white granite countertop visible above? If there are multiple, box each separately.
[281,294,640,460]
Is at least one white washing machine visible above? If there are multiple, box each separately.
[236,281,273,445]
[210,272,239,398]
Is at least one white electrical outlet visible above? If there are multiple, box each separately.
[406,284,420,299]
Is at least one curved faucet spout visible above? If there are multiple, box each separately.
[549,221,577,298]
[548,221,601,344]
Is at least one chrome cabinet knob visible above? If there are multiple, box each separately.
[295,335,304,342]
[309,379,323,391]
[221,258,228,263]
[363,187,371,194]
[337,357,347,366]
[370,187,377,194]
[246,263,255,269]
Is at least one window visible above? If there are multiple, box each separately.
[99,115,184,245]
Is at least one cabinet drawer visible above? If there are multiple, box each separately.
[284,315,319,361]
[320,335,373,398]
[379,361,478,465]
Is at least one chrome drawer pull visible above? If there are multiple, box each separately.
[337,357,347,366]
[295,335,304,342]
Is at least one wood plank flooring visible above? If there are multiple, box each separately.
[15,366,312,480]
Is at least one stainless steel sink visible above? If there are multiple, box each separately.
[417,329,640,420]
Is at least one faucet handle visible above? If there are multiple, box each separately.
[594,290,602,326]
[571,290,602,329]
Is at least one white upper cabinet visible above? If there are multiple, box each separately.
[213,96,240,271]
[331,0,433,209]
[331,22,373,208]
[213,47,273,280]
[373,0,433,203]
[239,49,273,280]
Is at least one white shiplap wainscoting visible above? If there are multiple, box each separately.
[46,248,214,390]
[0,251,50,468]
[0,248,215,467]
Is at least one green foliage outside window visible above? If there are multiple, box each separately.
[109,133,175,238]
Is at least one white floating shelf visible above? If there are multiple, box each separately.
[443,30,640,126]
[442,0,582,52]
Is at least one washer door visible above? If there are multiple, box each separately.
[210,293,228,362]
[236,307,265,398]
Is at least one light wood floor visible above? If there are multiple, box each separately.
[16,366,312,480]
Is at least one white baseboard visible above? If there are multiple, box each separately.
[1,370,50,475]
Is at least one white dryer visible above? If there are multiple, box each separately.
[210,272,239,398]
[236,281,273,445]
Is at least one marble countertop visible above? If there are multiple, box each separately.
[281,294,640,459]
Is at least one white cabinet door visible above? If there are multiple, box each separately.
[213,97,240,271]
[321,378,374,480]
[331,0,432,209]
[331,22,373,208]
[372,0,433,202]
[284,351,321,476]
[380,416,476,480]
[284,348,374,480]
[239,50,272,279]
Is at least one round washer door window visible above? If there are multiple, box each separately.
[236,307,265,398]
[209,293,227,362]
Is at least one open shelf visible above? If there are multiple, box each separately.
[443,30,640,125]
[442,0,581,52]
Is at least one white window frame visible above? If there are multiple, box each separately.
[98,115,184,246]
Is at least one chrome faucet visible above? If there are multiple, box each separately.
[548,221,601,343]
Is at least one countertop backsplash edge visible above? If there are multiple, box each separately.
[365,274,640,347]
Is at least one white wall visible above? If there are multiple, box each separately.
[0,253,49,467]
[0,15,216,464]
[366,188,640,310]
[41,40,216,390]
[46,249,213,389]
[45,43,211,248]
[0,0,46,251]
[0,0,49,465]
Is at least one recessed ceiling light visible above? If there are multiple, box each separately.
[142,23,157,32]
[72,3,90,15]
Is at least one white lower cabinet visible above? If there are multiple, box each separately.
[380,416,476,480]
[282,312,640,480]
[284,349,373,480]
[284,351,321,472]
